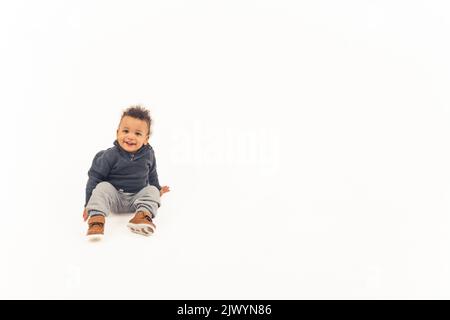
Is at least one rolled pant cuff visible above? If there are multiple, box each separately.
[88,210,106,217]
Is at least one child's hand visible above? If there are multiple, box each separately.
[160,185,170,196]
[83,208,88,222]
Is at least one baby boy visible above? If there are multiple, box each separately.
[83,105,170,240]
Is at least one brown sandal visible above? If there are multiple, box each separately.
[87,215,105,241]
[127,211,155,236]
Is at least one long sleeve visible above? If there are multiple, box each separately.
[148,155,161,190]
[85,151,112,206]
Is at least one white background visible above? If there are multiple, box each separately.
[1,0,450,299]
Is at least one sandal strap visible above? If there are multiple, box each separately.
[88,215,105,225]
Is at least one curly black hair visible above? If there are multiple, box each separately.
[120,105,152,136]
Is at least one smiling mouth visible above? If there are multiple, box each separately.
[124,141,136,147]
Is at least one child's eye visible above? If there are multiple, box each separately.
[123,129,128,133]
[136,133,142,136]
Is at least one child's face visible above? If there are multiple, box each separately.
[116,116,149,153]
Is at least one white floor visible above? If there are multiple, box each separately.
[3,161,450,299]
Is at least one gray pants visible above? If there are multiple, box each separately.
[86,182,161,218]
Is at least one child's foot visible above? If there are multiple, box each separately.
[127,211,155,236]
[87,215,105,241]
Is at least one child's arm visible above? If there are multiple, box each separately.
[148,153,161,190]
[148,153,170,197]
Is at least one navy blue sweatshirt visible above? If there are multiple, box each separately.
[85,140,161,207]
